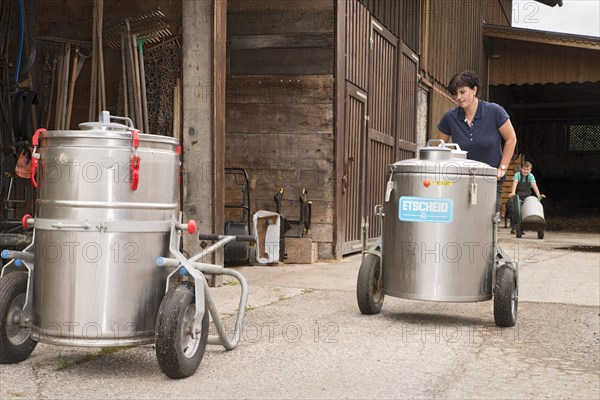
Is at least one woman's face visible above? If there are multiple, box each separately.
[455,85,477,109]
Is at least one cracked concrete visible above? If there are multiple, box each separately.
[0,229,598,399]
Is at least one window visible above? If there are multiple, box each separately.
[568,124,600,152]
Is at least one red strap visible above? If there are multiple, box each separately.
[130,155,141,191]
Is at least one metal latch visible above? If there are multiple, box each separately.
[385,166,394,202]
[469,167,477,205]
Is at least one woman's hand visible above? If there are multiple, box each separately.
[497,167,506,180]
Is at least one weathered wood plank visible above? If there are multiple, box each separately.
[226,104,334,134]
[227,75,334,104]
[228,0,334,34]
[230,48,334,75]
[225,132,334,165]
[230,33,334,49]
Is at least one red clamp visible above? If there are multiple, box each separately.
[30,128,47,188]
[130,155,141,191]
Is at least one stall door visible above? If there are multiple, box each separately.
[365,19,398,242]
[341,84,368,254]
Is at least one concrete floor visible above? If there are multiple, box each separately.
[1,228,598,399]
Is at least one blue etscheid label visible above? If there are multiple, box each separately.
[398,196,454,223]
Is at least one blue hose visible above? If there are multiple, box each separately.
[14,0,25,87]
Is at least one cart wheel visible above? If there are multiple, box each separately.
[537,231,544,239]
[516,225,523,238]
[155,281,209,379]
[356,254,384,315]
[0,271,37,364]
[494,264,518,327]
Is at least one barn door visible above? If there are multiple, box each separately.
[397,42,419,160]
[341,84,368,254]
[365,19,398,243]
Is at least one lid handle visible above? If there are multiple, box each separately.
[425,139,446,148]
[98,111,135,130]
[444,143,462,151]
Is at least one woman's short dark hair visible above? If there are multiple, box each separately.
[448,71,480,96]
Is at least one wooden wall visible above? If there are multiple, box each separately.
[421,0,511,96]
[226,1,336,259]
[30,0,182,131]
[488,39,600,86]
[358,0,421,53]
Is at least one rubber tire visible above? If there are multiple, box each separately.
[516,224,523,238]
[155,281,209,379]
[494,264,518,327]
[356,254,384,315]
[538,231,544,239]
[0,271,37,364]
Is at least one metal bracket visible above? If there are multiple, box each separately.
[159,221,248,350]
[1,231,36,329]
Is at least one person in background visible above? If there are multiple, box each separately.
[509,161,544,233]
[437,70,517,213]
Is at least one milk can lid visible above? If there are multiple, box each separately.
[79,111,134,132]
[390,140,496,176]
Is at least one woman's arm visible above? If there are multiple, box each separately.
[497,119,517,178]
[437,131,451,143]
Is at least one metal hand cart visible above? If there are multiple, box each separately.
[356,141,518,327]
[0,113,250,378]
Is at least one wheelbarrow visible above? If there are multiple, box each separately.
[512,195,546,239]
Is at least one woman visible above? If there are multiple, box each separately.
[437,70,517,213]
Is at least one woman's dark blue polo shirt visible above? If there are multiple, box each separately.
[438,100,509,168]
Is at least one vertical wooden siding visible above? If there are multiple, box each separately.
[345,0,370,91]
[359,0,420,53]
[420,0,511,95]
[366,21,398,239]
[489,40,600,86]
[341,0,419,253]
[397,44,419,151]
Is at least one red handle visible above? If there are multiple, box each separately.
[131,129,140,148]
[32,128,46,146]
